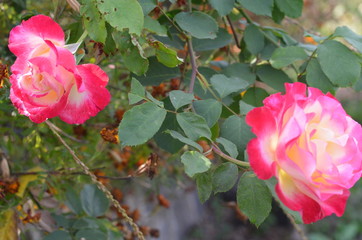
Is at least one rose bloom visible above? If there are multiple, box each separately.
[8,15,110,124]
[246,82,362,223]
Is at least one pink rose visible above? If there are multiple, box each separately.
[246,82,362,223]
[8,15,110,124]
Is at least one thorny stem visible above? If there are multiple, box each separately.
[46,121,86,143]
[211,143,250,168]
[45,120,145,240]
[226,16,241,49]
[187,38,198,94]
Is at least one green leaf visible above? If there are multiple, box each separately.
[128,78,146,104]
[193,99,222,127]
[243,24,265,55]
[73,217,99,229]
[144,16,167,36]
[212,163,239,194]
[239,100,254,115]
[119,102,166,146]
[354,69,362,91]
[65,188,83,215]
[168,130,203,152]
[209,0,235,16]
[176,112,212,141]
[222,63,256,85]
[104,24,117,54]
[306,59,335,94]
[137,57,180,86]
[192,28,232,52]
[211,74,249,98]
[169,90,195,110]
[146,91,164,108]
[44,230,72,240]
[150,41,183,67]
[0,210,17,240]
[216,137,238,159]
[181,151,212,177]
[256,65,292,92]
[195,172,213,203]
[275,0,303,18]
[237,0,273,16]
[138,0,157,15]
[121,46,149,76]
[80,184,109,218]
[270,46,308,69]
[220,115,254,154]
[75,229,107,240]
[317,40,361,87]
[334,26,362,53]
[243,87,269,107]
[96,0,144,35]
[237,172,272,227]
[174,11,218,39]
[272,4,285,24]
[81,0,107,43]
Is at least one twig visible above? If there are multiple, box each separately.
[226,16,241,49]
[46,121,86,143]
[45,120,145,240]
[211,143,250,168]
[285,212,309,240]
[187,38,198,94]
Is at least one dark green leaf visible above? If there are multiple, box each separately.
[306,59,335,94]
[209,0,235,16]
[73,217,99,229]
[192,28,232,51]
[212,163,239,194]
[121,46,149,76]
[270,46,308,69]
[168,130,203,152]
[181,151,212,177]
[80,184,109,218]
[146,91,164,107]
[243,24,265,55]
[211,74,249,98]
[144,16,167,36]
[222,63,256,85]
[256,65,292,92]
[137,57,180,86]
[195,172,213,203]
[174,11,218,39]
[216,137,238,158]
[353,69,362,91]
[334,26,362,53]
[237,0,273,16]
[65,188,82,215]
[75,229,107,240]
[220,115,254,154]
[151,41,183,67]
[239,100,254,115]
[193,99,222,127]
[44,230,72,240]
[128,78,146,104]
[81,0,107,43]
[275,0,303,18]
[96,0,144,35]
[237,172,272,227]
[176,112,212,141]
[169,90,195,109]
[138,0,157,15]
[272,4,285,24]
[118,102,167,146]
[317,40,361,87]
[242,87,269,107]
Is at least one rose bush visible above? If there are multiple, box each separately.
[246,82,362,223]
[8,15,110,124]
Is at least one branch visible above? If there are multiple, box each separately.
[285,211,309,240]
[226,16,241,49]
[187,38,198,94]
[45,120,145,240]
[211,143,250,168]
[46,121,86,143]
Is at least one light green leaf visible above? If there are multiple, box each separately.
[212,163,239,194]
[96,0,144,35]
[220,115,254,154]
[144,16,167,36]
[81,0,107,43]
[275,0,303,18]
[216,137,238,159]
[306,59,335,94]
[211,74,249,98]
[243,24,265,54]
[192,28,232,52]
[0,210,17,240]
[121,46,149,76]
[270,46,308,69]
[256,65,292,92]
[195,171,213,203]
[128,78,146,104]
[193,99,222,127]
[168,130,203,152]
[237,172,272,227]
[334,26,362,53]
[119,102,167,146]
[176,112,212,141]
[174,11,218,39]
[169,90,195,109]
[317,40,361,87]
[150,41,183,67]
[209,0,235,16]
[80,184,109,217]
[237,0,273,16]
[181,151,212,177]
[239,100,254,115]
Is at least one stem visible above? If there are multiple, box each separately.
[285,212,309,240]
[226,16,241,49]
[187,38,198,94]
[211,143,250,168]
[46,121,86,143]
[157,7,187,38]
[45,120,144,240]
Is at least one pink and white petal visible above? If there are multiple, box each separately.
[319,190,349,217]
[247,138,276,179]
[246,107,277,137]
